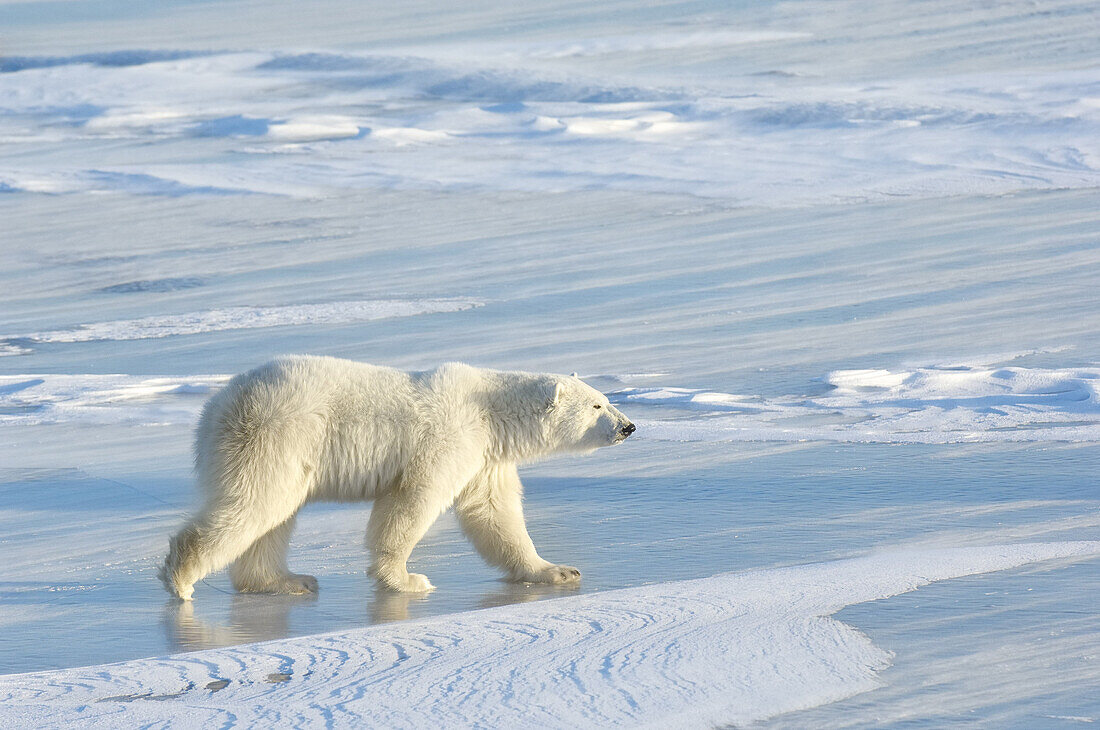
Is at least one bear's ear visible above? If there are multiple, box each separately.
[538,379,563,413]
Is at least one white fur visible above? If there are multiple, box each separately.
[160,356,634,599]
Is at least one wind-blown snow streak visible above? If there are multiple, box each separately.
[497,30,814,59]
[1,298,482,349]
[0,542,1096,728]
[0,374,229,425]
[622,364,1100,444]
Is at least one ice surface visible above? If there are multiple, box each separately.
[2,0,1100,726]
[1,543,1097,729]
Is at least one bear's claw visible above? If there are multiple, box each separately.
[234,573,319,595]
[403,573,435,593]
[525,564,582,584]
[282,573,319,594]
[372,567,436,593]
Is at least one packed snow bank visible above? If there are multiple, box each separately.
[621,364,1100,444]
[1,542,1095,728]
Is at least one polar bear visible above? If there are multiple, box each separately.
[160,355,635,600]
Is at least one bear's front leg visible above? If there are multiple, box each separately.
[367,487,440,593]
[455,463,581,585]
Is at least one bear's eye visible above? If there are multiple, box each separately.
[593,404,602,409]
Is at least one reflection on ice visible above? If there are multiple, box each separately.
[164,570,583,653]
[165,594,313,653]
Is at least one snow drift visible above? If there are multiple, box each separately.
[1,542,1096,728]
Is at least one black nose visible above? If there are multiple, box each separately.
[621,422,636,437]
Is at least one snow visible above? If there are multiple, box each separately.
[6,360,1099,440]
[0,374,228,425]
[618,362,1100,444]
[2,543,1097,729]
[2,0,1100,726]
[3,298,483,346]
[1,24,1098,203]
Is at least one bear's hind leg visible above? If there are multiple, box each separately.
[161,507,298,600]
[230,515,317,595]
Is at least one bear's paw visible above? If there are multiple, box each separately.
[280,573,319,594]
[527,564,582,584]
[400,572,435,593]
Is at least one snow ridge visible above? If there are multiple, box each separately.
[621,364,1100,444]
[0,374,230,425]
[1,542,1096,728]
[7,362,1099,441]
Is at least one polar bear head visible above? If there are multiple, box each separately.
[475,369,635,461]
[527,374,635,457]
